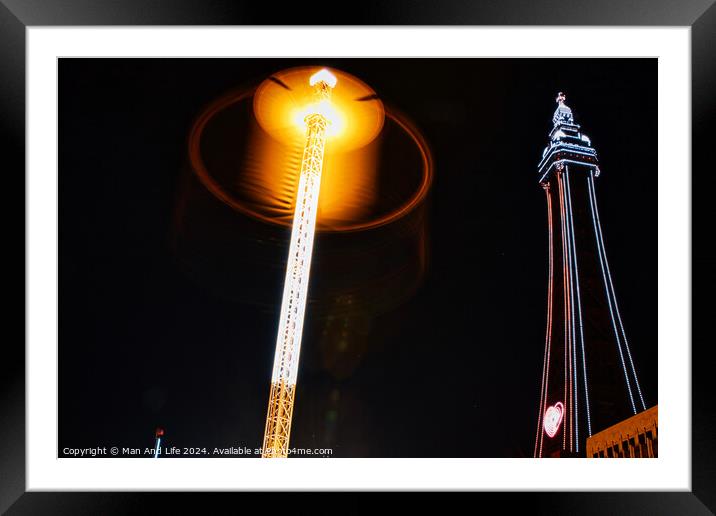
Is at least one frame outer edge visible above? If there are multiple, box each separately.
[0,0,713,512]
[0,0,26,514]
[0,0,715,26]
[692,1,716,514]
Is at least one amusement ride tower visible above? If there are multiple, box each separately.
[262,69,337,458]
[534,93,648,458]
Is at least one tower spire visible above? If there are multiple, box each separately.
[552,91,574,126]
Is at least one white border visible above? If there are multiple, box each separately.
[27,27,690,490]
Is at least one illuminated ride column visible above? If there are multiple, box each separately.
[262,69,337,458]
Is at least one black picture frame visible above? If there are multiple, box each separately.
[2,1,713,513]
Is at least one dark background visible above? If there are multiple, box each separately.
[58,58,656,458]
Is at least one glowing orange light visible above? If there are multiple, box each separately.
[291,100,344,136]
[253,66,384,152]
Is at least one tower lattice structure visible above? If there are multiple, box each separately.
[534,93,647,458]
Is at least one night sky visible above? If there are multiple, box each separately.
[59,58,657,458]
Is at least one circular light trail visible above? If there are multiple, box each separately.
[188,80,432,233]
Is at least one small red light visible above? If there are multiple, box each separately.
[155,427,164,437]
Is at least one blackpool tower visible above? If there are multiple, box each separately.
[534,93,648,458]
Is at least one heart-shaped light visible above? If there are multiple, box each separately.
[543,402,564,438]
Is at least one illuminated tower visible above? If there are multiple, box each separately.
[262,69,338,458]
[534,93,647,458]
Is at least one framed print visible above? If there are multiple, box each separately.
[3,0,714,513]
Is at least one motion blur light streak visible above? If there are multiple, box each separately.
[188,68,430,233]
[179,66,432,324]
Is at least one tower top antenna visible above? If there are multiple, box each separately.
[556,92,566,104]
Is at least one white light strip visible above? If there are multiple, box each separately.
[588,174,647,411]
[556,172,570,450]
[565,176,573,451]
[565,168,592,438]
[538,158,598,183]
[561,171,576,452]
[270,120,326,386]
[271,151,320,385]
[564,168,578,452]
[154,438,161,459]
[587,172,637,414]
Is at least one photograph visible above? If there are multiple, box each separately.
[58,58,657,460]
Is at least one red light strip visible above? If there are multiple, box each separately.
[535,183,555,458]
[556,171,572,450]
